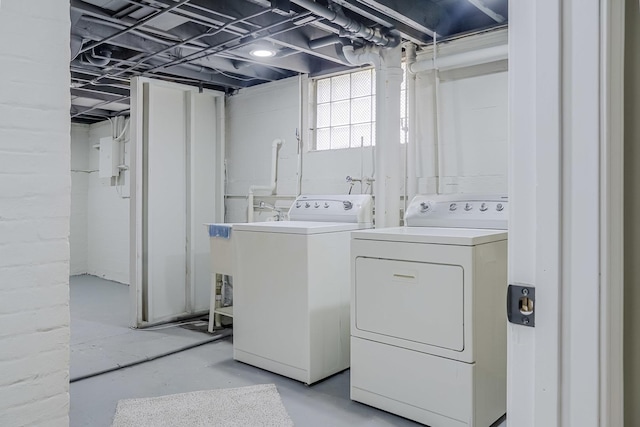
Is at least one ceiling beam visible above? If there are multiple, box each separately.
[466,0,506,23]
[70,105,122,119]
[349,0,450,37]
[149,0,351,66]
[71,87,132,103]
[320,0,432,44]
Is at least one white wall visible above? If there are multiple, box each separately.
[70,124,90,275]
[225,38,508,223]
[69,120,131,284]
[86,121,130,284]
[0,1,71,425]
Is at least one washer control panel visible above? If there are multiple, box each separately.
[289,194,373,224]
[405,194,508,230]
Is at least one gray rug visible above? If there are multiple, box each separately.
[112,384,294,427]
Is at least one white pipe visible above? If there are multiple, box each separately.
[296,74,303,196]
[405,43,418,204]
[247,138,283,222]
[342,43,402,228]
[407,44,508,74]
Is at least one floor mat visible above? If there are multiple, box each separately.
[111,384,293,427]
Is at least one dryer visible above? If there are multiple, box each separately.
[350,195,508,427]
[233,194,372,385]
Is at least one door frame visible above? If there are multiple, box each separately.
[508,0,624,425]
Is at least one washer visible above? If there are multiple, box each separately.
[233,194,373,385]
[350,195,508,427]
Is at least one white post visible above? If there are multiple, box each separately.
[375,44,403,228]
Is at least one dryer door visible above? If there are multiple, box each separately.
[354,257,464,352]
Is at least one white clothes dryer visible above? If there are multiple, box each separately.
[350,195,508,427]
[233,194,372,385]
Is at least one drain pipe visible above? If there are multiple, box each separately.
[247,139,283,222]
[343,42,403,228]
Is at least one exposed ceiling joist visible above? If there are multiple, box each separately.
[69,0,508,123]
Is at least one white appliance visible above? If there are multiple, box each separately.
[233,194,373,385]
[350,195,508,427]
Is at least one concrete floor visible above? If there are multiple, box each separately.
[69,276,506,427]
[70,275,217,381]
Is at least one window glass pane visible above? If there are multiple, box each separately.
[331,125,350,150]
[351,96,371,124]
[351,123,372,148]
[331,100,350,126]
[371,126,376,146]
[401,62,407,91]
[351,70,372,97]
[371,69,376,95]
[331,74,350,101]
[316,128,331,151]
[317,79,331,103]
[317,103,331,128]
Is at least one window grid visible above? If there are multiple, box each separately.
[313,63,409,151]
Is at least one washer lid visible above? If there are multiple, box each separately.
[352,226,507,246]
[233,221,370,235]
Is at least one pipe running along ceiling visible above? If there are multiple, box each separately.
[69,0,508,124]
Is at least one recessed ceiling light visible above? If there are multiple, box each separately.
[250,48,276,58]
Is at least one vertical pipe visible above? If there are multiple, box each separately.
[405,44,418,204]
[375,44,403,228]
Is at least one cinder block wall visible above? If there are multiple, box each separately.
[0,1,71,425]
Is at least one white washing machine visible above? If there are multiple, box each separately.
[233,194,373,385]
[350,195,508,427]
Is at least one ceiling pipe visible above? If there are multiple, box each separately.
[84,48,112,66]
[291,0,398,47]
[308,34,345,50]
[406,43,508,74]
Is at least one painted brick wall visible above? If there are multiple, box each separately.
[0,1,71,426]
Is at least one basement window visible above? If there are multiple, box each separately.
[311,63,408,151]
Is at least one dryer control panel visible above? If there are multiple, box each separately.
[405,194,508,230]
[289,194,373,225]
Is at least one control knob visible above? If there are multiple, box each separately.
[314,202,320,208]
[324,202,329,208]
[305,202,310,208]
[449,203,457,211]
[343,201,353,210]
[496,203,504,212]
[480,203,488,212]
[464,203,473,211]
[419,202,431,213]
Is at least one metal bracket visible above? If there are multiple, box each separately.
[507,284,535,327]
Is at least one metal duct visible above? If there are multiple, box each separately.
[290,0,398,47]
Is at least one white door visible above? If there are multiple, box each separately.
[508,0,624,425]
[129,77,225,327]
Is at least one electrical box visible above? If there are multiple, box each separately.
[99,136,120,179]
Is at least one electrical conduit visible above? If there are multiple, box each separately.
[247,138,283,222]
